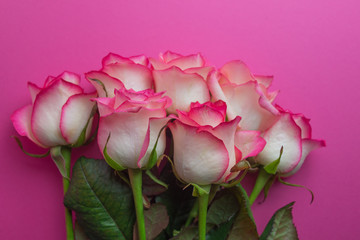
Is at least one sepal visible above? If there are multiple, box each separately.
[103,133,127,171]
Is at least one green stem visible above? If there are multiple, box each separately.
[198,191,210,240]
[249,168,272,206]
[128,168,146,240]
[61,147,74,240]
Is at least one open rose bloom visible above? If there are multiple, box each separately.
[95,88,172,169]
[11,72,96,148]
[169,101,266,185]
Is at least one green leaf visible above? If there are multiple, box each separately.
[206,215,236,240]
[207,190,239,226]
[64,157,136,240]
[134,203,169,240]
[228,185,259,240]
[12,136,49,158]
[50,146,70,179]
[103,134,127,171]
[260,202,299,240]
[263,146,283,175]
[74,221,90,240]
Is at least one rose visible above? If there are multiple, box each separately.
[86,53,153,98]
[255,106,326,176]
[169,100,249,185]
[11,71,96,148]
[151,51,214,113]
[208,60,279,131]
[95,88,172,169]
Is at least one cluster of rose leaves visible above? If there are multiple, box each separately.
[11,51,325,240]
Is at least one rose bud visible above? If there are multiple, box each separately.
[11,71,96,148]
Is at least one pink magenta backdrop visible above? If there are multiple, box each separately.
[1,0,359,239]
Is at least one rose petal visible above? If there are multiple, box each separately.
[234,130,266,160]
[293,114,312,139]
[167,53,205,70]
[11,105,46,148]
[58,71,81,85]
[281,139,326,177]
[153,66,210,113]
[97,108,165,169]
[102,53,134,66]
[256,113,302,174]
[60,92,97,144]
[129,55,149,66]
[31,79,83,147]
[85,71,125,98]
[253,75,273,88]
[184,66,214,80]
[220,60,254,85]
[187,103,226,127]
[160,51,182,63]
[221,81,278,131]
[137,117,170,168]
[28,82,42,103]
[169,120,229,185]
[102,63,153,91]
[208,117,241,183]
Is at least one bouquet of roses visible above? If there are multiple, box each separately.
[11,51,325,240]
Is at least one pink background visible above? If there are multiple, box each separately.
[1,0,359,239]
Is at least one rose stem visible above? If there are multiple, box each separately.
[249,168,271,206]
[61,147,74,240]
[128,168,146,240]
[198,191,210,240]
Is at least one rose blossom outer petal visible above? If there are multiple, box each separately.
[160,51,182,63]
[98,108,165,169]
[94,97,116,116]
[149,58,171,70]
[169,121,229,185]
[44,76,56,88]
[222,82,278,131]
[102,53,134,66]
[253,75,273,88]
[137,117,170,168]
[58,71,81,85]
[129,55,149,66]
[60,92,97,144]
[153,66,210,113]
[293,114,312,139]
[184,66,215,80]
[11,105,47,148]
[85,71,125,98]
[220,60,254,85]
[234,130,266,160]
[31,79,83,147]
[256,113,302,174]
[207,70,229,103]
[281,139,326,177]
[208,117,241,183]
[188,105,225,128]
[167,53,205,70]
[28,82,42,103]
[102,63,153,91]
